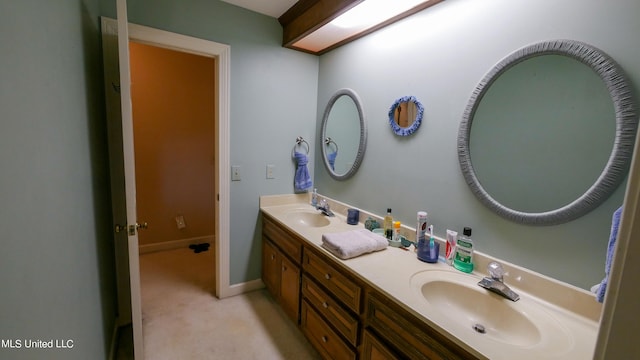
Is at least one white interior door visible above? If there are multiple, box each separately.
[115,1,144,358]
[101,0,144,358]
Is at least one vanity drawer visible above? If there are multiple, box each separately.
[361,329,400,360]
[302,275,359,346]
[301,300,356,360]
[303,250,362,313]
[365,294,477,360]
[263,215,302,265]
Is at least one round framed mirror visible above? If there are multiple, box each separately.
[321,88,367,180]
[388,96,424,136]
[458,39,637,226]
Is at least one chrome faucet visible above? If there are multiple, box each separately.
[316,198,334,217]
[477,262,520,302]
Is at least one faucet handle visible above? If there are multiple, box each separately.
[319,198,328,209]
[488,261,505,282]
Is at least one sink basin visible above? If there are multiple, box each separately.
[285,209,331,228]
[409,270,571,351]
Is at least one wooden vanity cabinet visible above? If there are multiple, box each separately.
[261,212,479,360]
[300,246,363,360]
[262,216,302,323]
[364,293,478,360]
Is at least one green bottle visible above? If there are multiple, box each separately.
[453,227,474,273]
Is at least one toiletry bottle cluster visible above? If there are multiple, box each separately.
[383,207,475,273]
[412,210,474,272]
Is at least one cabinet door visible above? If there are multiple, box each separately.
[280,255,301,323]
[262,240,280,298]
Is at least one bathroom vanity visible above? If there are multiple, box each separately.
[260,194,601,359]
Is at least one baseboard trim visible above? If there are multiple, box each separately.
[139,235,215,254]
[224,278,265,297]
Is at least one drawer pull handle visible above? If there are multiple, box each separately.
[321,336,328,343]
[325,273,331,280]
[270,255,275,260]
[322,302,329,309]
[282,266,287,272]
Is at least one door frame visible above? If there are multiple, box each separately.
[122,21,232,299]
[102,17,232,303]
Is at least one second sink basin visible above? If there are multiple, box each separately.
[409,270,571,353]
[285,209,331,228]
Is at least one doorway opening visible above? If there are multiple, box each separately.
[129,39,218,342]
[129,41,217,259]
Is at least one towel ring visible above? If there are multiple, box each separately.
[324,137,338,152]
[293,136,309,155]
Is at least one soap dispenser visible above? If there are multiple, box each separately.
[311,188,318,207]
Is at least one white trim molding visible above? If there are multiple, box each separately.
[105,18,232,299]
[138,235,215,254]
[595,124,640,358]
[226,279,265,298]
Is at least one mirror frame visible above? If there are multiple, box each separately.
[321,88,367,181]
[458,39,638,226]
[388,96,424,136]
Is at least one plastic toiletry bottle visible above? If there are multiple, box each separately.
[453,227,474,273]
[393,221,401,242]
[445,229,458,266]
[311,188,318,207]
[384,208,393,240]
[416,211,428,253]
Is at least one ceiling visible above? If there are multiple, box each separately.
[220,0,441,55]
[220,0,298,18]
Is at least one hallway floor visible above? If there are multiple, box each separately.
[129,247,320,359]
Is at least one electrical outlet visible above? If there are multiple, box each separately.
[231,165,241,181]
[175,215,186,229]
[266,164,275,179]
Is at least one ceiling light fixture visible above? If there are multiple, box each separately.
[279,0,443,55]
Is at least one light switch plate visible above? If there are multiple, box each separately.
[266,164,275,179]
[231,165,241,181]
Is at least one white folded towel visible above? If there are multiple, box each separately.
[322,229,388,260]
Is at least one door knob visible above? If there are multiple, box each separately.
[136,222,149,230]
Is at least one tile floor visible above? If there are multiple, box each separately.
[116,247,320,359]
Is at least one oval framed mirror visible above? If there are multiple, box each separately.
[458,39,637,226]
[388,96,424,136]
[321,88,367,180]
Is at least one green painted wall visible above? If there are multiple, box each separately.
[315,0,640,289]
[99,0,320,285]
[8,0,638,357]
[0,0,116,359]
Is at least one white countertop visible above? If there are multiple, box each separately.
[260,193,601,360]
